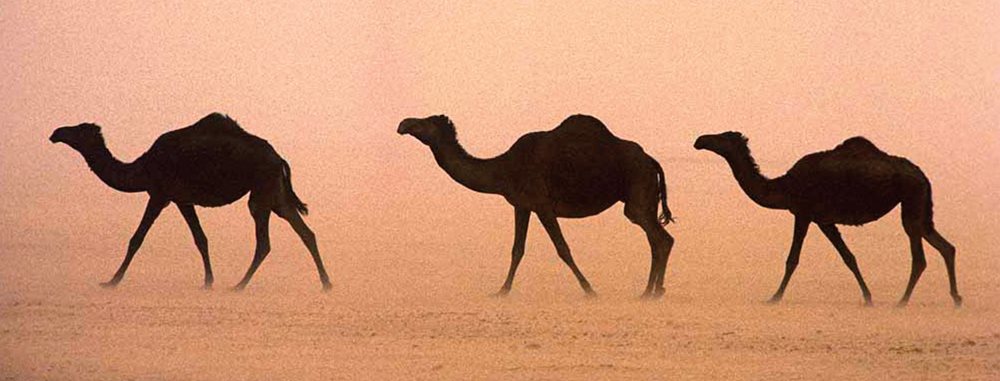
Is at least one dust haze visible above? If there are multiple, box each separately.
[1,1,998,379]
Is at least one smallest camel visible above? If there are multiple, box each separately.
[695,132,960,307]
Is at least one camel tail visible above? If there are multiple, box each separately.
[652,158,674,226]
[281,159,309,215]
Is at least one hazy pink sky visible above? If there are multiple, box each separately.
[1,2,998,281]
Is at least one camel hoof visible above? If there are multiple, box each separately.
[583,290,598,299]
[863,300,874,307]
[895,300,909,308]
[640,289,665,300]
[231,284,247,292]
[765,296,782,305]
[322,282,333,292]
[99,281,119,289]
[953,295,963,308]
[201,283,214,290]
[492,289,511,298]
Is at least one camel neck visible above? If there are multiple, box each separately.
[79,141,150,193]
[724,151,789,210]
[430,138,506,195]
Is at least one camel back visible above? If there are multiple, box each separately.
[140,113,280,168]
[832,136,886,157]
[190,113,250,135]
[548,114,619,142]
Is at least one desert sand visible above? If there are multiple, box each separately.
[3,158,998,380]
[3,1,999,380]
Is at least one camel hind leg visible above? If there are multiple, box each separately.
[639,222,673,299]
[925,228,961,307]
[897,180,960,307]
[274,205,332,290]
[267,161,331,290]
[624,182,674,299]
[898,196,929,307]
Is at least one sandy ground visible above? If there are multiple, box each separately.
[2,205,997,381]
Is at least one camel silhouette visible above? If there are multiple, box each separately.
[695,132,960,307]
[50,113,331,290]
[399,114,675,298]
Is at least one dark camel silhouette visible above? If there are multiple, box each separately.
[695,132,960,307]
[398,114,675,298]
[50,113,331,290]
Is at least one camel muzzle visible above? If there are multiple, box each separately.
[49,131,64,144]
[398,118,423,135]
[693,137,707,150]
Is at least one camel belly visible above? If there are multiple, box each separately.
[151,164,258,207]
[148,148,278,207]
[163,180,252,207]
[553,197,619,218]
[798,193,900,226]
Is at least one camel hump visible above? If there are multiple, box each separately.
[551,114,617,140]
[835,136,883,154]
[192,113,246,134]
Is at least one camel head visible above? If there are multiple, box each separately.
[694,131,750,157]
[50,123,104,150]
[397,115,457,146]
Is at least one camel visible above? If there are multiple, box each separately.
[49,113,331,290]
[398,114,675,298]
[694,132,960,307]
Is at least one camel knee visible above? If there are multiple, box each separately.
[785,256,799,269]
[939,243,956,259]
[193,235,208,252]
[652,231,674,262]
[556,248,572,260]
[841,254,858,267]
[641,222,672,246]
[911,256,927,272]
[511,246,525,258]
[254,242,271,258]
[127,235,146,252]
[296,226,316,245]
[662,231,675,248]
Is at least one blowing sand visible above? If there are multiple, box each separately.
[3,2,999,379]
[2,210,997,380]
